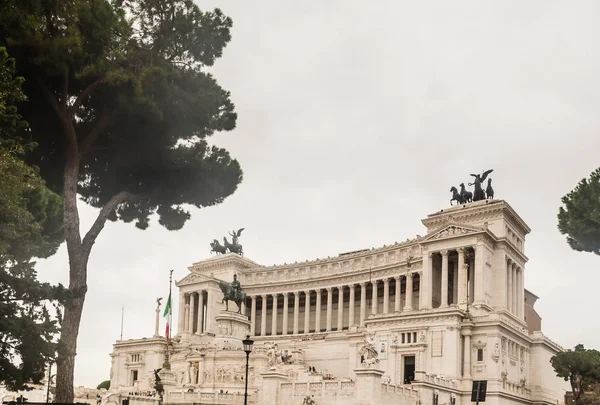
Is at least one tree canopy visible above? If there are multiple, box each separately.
[0,0,242,401]
[558,168,600,256]
[97,380,110,390]
[551,344,600,405]
[0,46,64,391]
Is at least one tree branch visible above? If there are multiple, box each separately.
[37,77,78,160]
[36,77,61,116]
[79,109,120,157]
[69,77,107,114]
[81,191,134,257]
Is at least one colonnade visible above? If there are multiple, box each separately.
[248,272,421,337]
[178,290,210,335]
[425,248,475,309]
[506,258,524,318]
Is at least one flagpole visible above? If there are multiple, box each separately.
[163,269,174,370]
[120,306,124,340]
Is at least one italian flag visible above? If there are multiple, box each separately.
[163,292,172,339]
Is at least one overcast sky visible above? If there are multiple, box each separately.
[36,0,600,388]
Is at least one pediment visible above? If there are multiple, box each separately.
[422,224,483,242]
[176,272,214,287]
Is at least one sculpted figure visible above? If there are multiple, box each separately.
[210,239,227,255]
[486,178,494,199]
[469,169,493,201]
[218,275,247,313]
[359,334,379,367]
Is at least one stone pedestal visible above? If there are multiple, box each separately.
[354,368,385,405]
[213,310,251,350]
[258,371,289,405]
[157,367,176,388]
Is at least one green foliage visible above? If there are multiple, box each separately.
[97,380,110,390]
[0,0,241,230]
[551,345,600,405]
[558,168,600,256]
[0,0,242,400]
[0,47,65,391]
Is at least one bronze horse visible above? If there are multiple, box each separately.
[218,280,246,313]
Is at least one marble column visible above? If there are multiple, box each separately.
[337,286,344,330]
[349,284,356,326]
[474,244,485,304]
[250,296,257,336]
[519,267,525,319]
[293,292,300,334]
[383,279,390,314]
[271,294,278,336]
[196,291,204,335]
[360,283,367,327]
[458,249,467,308]
[304,290,311,334]
[189,292,196,334]
[205,290,212,333]
[394,276,401,313]
[184,296,190,333]
[260,295,268,337]
[462,331,472,379]
[452,260,459,304]
[421,253,433,310]
[371,281,378,315]
[441,250,449,308]
[404,274,413,311]
[326,287,333,332]
[282,293,289,336]
[315,289,322,333]
[506,259,513,312]
[177,292,185,335]
[512,263,518,315]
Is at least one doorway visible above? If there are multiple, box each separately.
[403,355,415,384]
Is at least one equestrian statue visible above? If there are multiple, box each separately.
[218,274,247,313]
[209,228,245,256]
[449,170,495,206]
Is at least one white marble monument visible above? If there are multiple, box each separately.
[106,200,569,405]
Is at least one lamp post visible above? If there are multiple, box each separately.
[242,335,254,405]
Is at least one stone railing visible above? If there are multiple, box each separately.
[165,390,255,404]
[503,380,531,397]
[381,383,419,397]
[279,381,355,405]
[419,374,459,389]
[381,383,420,405]
[125,396,159,405]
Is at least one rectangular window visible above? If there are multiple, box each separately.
[132,370,138,383]
[477,348,483,362]
[403,355,415,384]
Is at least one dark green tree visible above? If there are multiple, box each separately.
[551,345,600,405]
[0,0,242,401]
[558,168,600,255]
[97,380,110,390]
[0,47,64,391]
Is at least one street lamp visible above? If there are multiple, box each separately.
[242,335,254,405]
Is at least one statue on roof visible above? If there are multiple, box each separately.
[469,169,493,201]
[223,228,244,255]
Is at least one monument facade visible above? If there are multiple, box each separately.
[106,199,568,405]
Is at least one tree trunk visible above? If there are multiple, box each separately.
[55,148,86,403]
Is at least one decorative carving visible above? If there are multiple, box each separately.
[472,340,487,349]
[359,334,379,367]
[492,343,500,363]
[431,226,472,240]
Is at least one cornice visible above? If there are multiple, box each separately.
[497,241,529,266]
[243,265,423,295]
[422,200,531,236]
[188,253,261,272]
